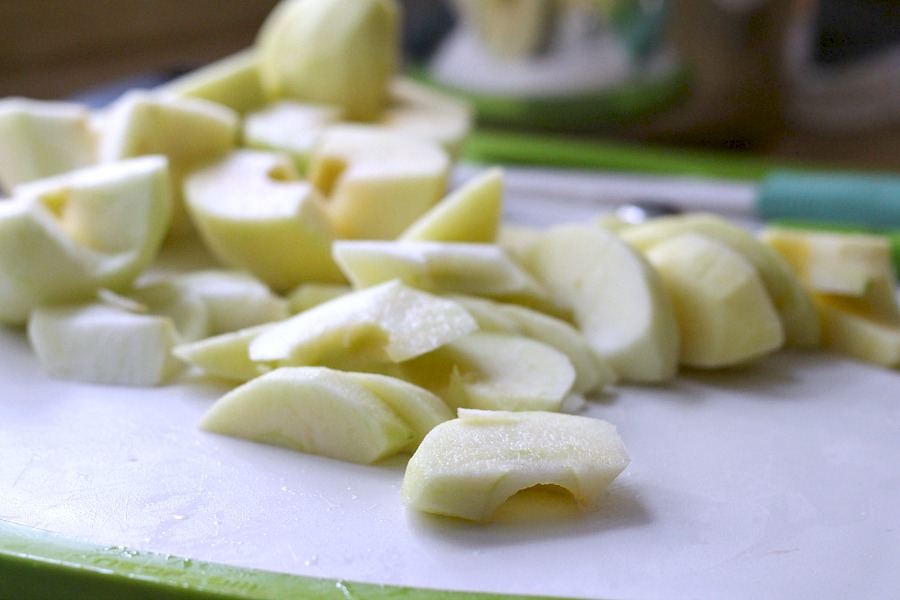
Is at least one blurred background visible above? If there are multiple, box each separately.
[1,0,897,171]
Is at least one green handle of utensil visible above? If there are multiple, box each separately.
[756,170,900,229]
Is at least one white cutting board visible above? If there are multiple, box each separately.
[2,167,899,600]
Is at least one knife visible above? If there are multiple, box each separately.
[463,129,900,226]
[461,130,900,273]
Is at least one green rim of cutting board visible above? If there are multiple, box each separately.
[410,64,691,132]
[0,519,580,600]
[461,129,824,181]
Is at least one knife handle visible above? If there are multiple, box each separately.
[756,170,900,229]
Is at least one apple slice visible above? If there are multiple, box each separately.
[0,156,172,325]
[398,168,503,243]
[343,371,453,451]
[523,224,679,383]
[183,149,345,291]
[255,0,399,121]
[242,100,343,175]
[759,227,900,368]
[172,323,274,383]
[401,409,630,522]
[813,294,900,368]
[98,90,239,237]
[620,214,820,349]
[139,269,288,335]
[644,233,785,368]
[123,283,210,344]
[401,331,576,412]
[286,282,351,313]
[332,240,548,306]
[248,279,478,368]
[451,295,617,394]
[199,366,414,464]
[379,77,473,159]
[760,227,897,305]
[0,98,96,191]
[157,49,267,114]
[497,223,542,262]
[307,126,450,239]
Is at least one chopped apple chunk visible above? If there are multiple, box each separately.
[760,227,895,297]
[158,49,267,114]
[814,295,900,368]
[139,269,289,335]
[173,324,274,383]
[402,409,630,522]
[307,126,450,239]
[620,213,820,348]
[183,149,344,290]
[0,156,172,325]
[644,233,784,368]
[98,90,239,237]
[242,100,343,175]
[27,284,210,387]
[256,0,399,121]
[0,97,96,191]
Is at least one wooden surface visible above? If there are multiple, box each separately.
[0,0,896,172]
[0,1,279,100]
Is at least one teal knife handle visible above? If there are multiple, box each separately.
[756,170,900,229]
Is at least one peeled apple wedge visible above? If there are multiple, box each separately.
[813,294,900,368]
[98,90,239,236]
[242,100,343,175]
[0,98,96,191]
[0,156,172,325]
[761,227,900,368]
[158,49,267,114]
[380,77,473,159]
[256,0,399,122]
[342,371,454,451]
[183,149,344,290]
[286,282,351,313]
[123,283,210,344]
[402,409,630,522]
[173,324,274,383]
[760,227,897,303]
[307,126,451,239]
[248,279,478,368]
[644,233,785,368]
[619,214,820,349]
[401,331,577,412]
[333,240,548,306]
[398,168,503,243]
[26,286,208,387]
[451,295,617,394]
[523,224,679,383]
[140,270,289,335]
[199,366,414,464]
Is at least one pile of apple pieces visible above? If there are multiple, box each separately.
[4,0,900,522]
[0,0,628,523]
